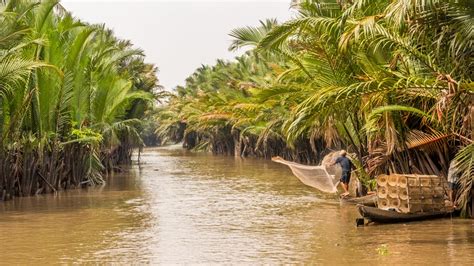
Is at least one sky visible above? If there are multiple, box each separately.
[61,0,295,90]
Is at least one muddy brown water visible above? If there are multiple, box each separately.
[1,146,473,264]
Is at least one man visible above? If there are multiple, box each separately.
[447,159,460,208]
[331,150,354,197]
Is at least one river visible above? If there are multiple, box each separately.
[0,146,473,264]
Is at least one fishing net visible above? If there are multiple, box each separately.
[272,153,342,194]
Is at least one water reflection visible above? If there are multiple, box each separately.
[0,147,473,264]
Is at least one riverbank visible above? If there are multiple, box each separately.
[0,1,158,201]
[1,147,472,264]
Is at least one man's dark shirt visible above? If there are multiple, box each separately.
[335,156,353,172]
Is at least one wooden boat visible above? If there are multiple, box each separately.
[340,194,377,207]
[358,205,452,224]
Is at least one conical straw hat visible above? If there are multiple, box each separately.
[390,198,401,208]
[398,176,408,188]
[434,187,444,197]
[422,187,432,195]
[399,200,409,213]
[388,175,399,186]
[377,175,388,186]
[407,177,419,186]
[420,177,431,186]
[377,186,388,198]
[388,186,399,198]
[399,189,409,200]
[378,198,389,209]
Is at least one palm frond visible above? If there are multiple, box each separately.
[455,144,474,216]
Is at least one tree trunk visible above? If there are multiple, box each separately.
[234,135,241,157]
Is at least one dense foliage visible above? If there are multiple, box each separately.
[0,0,159,199]
[158,1,473,214]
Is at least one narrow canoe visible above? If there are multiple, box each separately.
[358,205,452,224]
[340,194,377,207]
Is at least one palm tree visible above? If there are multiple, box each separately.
[158,0,473,214]
[0,0,158,199]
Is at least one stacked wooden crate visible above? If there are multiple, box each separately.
[376,174,446,213]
